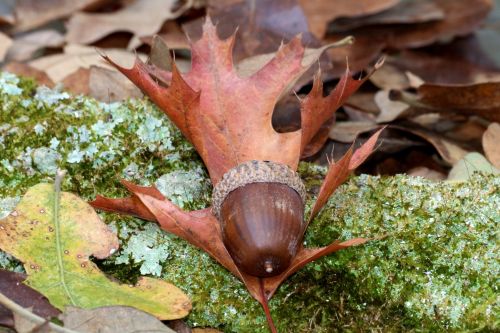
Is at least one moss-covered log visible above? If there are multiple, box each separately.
[0,72,498,332]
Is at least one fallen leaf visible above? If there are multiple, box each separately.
[393,125,469,164]
[89,65,143,102]
[329,0,444,32]
[299,0,399,38]
[417,81,500,122]
[0,270,60,329]
[66,0,191,49]
[61,306,176,333]
[0,32,13,62]
[0,0,15,25]
[140,21,190,50]
[374,90,410,123]
[13,0,109,32]
[447,152,499,181]
[369,63,410,90]
[14,316,53,333]
[184,0,320,62]
[407,166,446,181]
[2,62,55,87]
[329,121,379,143]
[0,182,191,320]
[6,29,64,62]
[61,67,90,95]
[29,45,147,83]
[388,49,500,85]
[482,122,500,168]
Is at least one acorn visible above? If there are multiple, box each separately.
[212,160,307,277]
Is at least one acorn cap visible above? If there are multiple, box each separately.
[212,160,307,219]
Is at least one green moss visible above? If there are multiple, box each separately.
[1,72,498,332]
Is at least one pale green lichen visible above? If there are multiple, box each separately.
[1,72,498,332]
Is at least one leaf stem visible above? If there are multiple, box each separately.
[0,292,80,333]
[259,279,278,333]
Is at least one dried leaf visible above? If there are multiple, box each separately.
[0,270,59,329]
[389,50,500,85]
[329,121,379,143]
[61,306,176,333]
[369,63,410,90]
[374,90,409,123]
[309,128,384,221]
[184,0,319,62]
[13,0,108,32]
[89,65,143,102]
[482,122,500,168]
[2,62,54,87]
[393,125,469,165]
[66,0,191,49]
[61,67,90,96]
[300,0,399,38]
[407,166,446,181]
[6,29,64,62]
[0,32,12,62]
[447,152,499,181]
[417,81,500,122]
[29,45,147,83]
[330,0,444,32]
[140,21,190,51]
[0,0,15,25]
[0,182,191,320]
[107,18,343,184]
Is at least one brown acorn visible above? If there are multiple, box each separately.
[212,160,307,277]
[220,182,305,277]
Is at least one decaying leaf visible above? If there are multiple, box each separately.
[374,90,410,123]
[0,270,60,329]
[0,181,191,320]
[5,29,64,62]
[66,0,192,49]
[328,121,379,143]
[299,0,399,38]
[0,32,12,62]
[88,65,143,102]
[447,152,499,181]
[2,62,55,87]
[330,0,444,32]
[184,0,319,62]
[416,81,500,122]
[482,122,500,168]
[13,0,108,32]
[60,306,176,333]
[60,67,90,96]
[29,45,147,83]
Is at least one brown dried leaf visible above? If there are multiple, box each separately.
[6,29,64,62]
[388,50,500,85]
[2,62,54,87]
[374,90,410,123]
[184,0,319,62]
[66,0,192,49]
[0,32,12,62]
[0,270,60,329]
[482,122,500,168]
[329,0,444,32]
[417,82,500,122]
[29,45,146,83]
[61,306,176,333]
[13,0,108,32]
[300,0,399,38]
[329,121,379,143]
[89,65,143,102]
[61,67,90,96]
